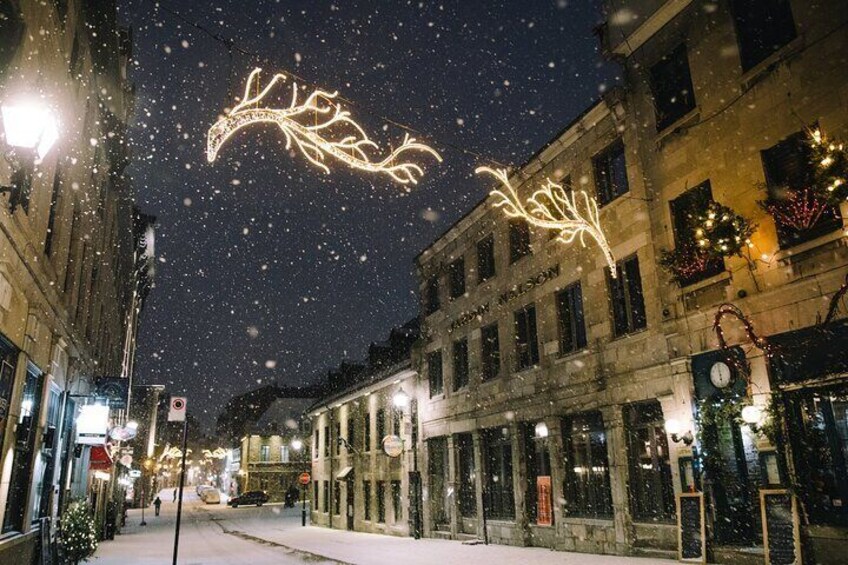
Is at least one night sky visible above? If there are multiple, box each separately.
[122,0,616,425]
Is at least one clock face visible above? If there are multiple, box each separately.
[710,361,732,388]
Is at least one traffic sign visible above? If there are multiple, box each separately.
[298,472,311,485]
[168,397,187,422]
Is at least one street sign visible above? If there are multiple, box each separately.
[298,472,311,486]
[168,397,187,422]
[129,469,142,478]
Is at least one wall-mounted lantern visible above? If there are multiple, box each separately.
[665,418,694,446]
[0,101,59,212]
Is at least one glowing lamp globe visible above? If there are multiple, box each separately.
[290,438,303,451]
[741,405,764,426]
[664,418,682,435]
[392,388,410,409]
[1,102,59,159]
[534,421,549,438]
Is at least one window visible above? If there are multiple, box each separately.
[452,338,469,391]
[334,483,341,515]
[477,234,496,282]
[514,304,539,370]
[762,131,841,247]
[456,433,476,517]
[523,423,552,524]
[424,275,440,315]
[335,422,341,455]
[626,402,675,522]
[428,350,443,397]
[670,181,726,284]
[260,444,270,462]
[377,481,386,523]
[392,410,401,436]
[364,412,371,452]
[323,426,330,457]
[608,256,647,337]
[313,481,319,510]
[322,481,329,513]
[649,44,696,131]
[314,429,319,459]
[593,140,629,206]
[730,0,796,71]
[448,258,465,299]
[481,323,500,381]
[556,283,587,355]
[376,408,386,442]
[563,412,612,518]
[788,389,848,526]
[391,480,402,522]
[44,165,63,256]
[347,417,355,450]
[411,399,419,445]
[364,481,372,520]
[483,427,514,520]
[509,219,531,263]
[280,446,290,463]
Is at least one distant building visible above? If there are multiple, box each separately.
[225,397,313,502]
[308,319,421,537]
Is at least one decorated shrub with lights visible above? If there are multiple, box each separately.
[661,200,755,286]
[59,499,98,564]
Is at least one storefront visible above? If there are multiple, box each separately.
[768,320,848,562]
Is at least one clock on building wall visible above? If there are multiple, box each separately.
[709,361,733,389]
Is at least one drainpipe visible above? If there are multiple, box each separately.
[325,404,334,530]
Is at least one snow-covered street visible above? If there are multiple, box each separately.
[95,490,673,565]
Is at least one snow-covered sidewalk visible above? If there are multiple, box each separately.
[213,508,673,565]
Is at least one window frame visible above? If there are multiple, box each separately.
[625,401,676,523]
[481,323,501,381]
[448,257,466,300]
[608,255,647,338]
[428,350,444,397]
[483,427,515,520]
[556,282,587,355]
[452,337,469,391]
[508,219,532,264]
[477,234,496,283]
[669,181,726,285]
[593,140,629,206]
[562,411,613,519]
[514,304,540,371]
[730,0,797,72]
[649,43,696,131]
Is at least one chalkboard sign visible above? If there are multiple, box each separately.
[761,489,800,565]
[677,493,705,563]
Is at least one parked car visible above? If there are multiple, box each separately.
[196,485,214,496]
[201,489,221,504]
[228,490,269,508]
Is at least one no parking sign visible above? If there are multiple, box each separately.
[168,397,187,422]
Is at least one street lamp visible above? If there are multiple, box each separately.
[140,458,153,526]
[392,387,409,409]
[0,100,59,212]
[664,418,694,446]
[741,405,765,433]
[290,438,303,451]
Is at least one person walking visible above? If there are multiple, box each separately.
[154,496,162,517]
[173,488,177,502]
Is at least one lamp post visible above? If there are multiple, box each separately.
[140,458,153,526]
[0,101,59,212]
[290,438,307,526]
[392,387,420,540]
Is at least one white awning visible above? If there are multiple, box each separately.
[336,466,353,480]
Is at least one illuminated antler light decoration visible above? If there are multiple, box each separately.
[207,68,442,185]
[476,166,616,276]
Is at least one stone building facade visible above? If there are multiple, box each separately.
[0,1,152,562]
[309,320,421,537]
[415,1,848,563]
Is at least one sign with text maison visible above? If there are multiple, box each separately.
[449,264,560,331]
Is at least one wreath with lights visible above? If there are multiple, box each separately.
[759,128,848,232]
[660,199,755,285]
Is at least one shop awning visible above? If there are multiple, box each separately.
[89,445,113,471]
[336,466,353,480]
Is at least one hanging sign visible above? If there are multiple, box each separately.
[760,489,801,565]
[76,405,109,445]
[382,435,404,458]
[109,425,137,442]
[298,472,311,486]
[536,476,552,526]
[677,492,706,563]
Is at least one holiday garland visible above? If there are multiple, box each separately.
[759,128,848,232]
[59,499,98,564]
[660,199,755,285]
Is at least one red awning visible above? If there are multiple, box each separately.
[89,445,113,471]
